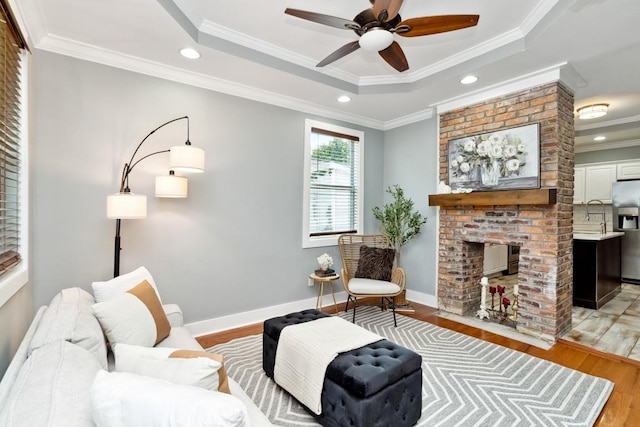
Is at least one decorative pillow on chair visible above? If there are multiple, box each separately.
[355,245,396,282]
[90,371,248,427]
[114,343,230,393]
[92,280,171,347]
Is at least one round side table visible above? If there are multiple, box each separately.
[309,273,340,313]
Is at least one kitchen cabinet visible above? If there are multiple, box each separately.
[617,161,640,180]
[483,244,507,275]
[574,164,616,204]
[574,167,585,204]
[573,233,622,309]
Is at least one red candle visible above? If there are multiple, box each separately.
[497,285,505,295]
[489,286,497,295]
[502,297,510,307]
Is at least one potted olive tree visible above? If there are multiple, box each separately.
[372,185,426,307]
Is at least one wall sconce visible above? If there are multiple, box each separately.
[106,116,205,277]
[577,104,609,120]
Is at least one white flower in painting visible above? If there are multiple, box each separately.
[476,141,490,156]
[490,143,503,158]
[463,140,475,152]
[488,134,506,145]
[460,162,471,173]
[503,145,517,157]
[506,159,520,172]
[456,155,464,163]
[451,159,459,168]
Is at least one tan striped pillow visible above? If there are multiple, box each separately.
[92,280,171,347]
[113,343,230,394]
[170,350,230,394]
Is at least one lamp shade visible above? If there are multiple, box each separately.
[170,145,205,173]
[107,192,147,219]
[359,29,393,52]
[155,171,188,198]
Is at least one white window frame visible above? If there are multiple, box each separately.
[0,49,28,308]
[302,119,363,248]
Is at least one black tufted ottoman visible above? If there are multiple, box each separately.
[263,309,422,427]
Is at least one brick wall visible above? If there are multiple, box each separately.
[437,82,575,342]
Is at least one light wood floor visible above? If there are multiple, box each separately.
[197,301,640,427]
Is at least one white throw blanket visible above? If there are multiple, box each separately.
[273,316,382,415]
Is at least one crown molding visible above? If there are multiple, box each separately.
[433,62,583,114]
[35,34,388,130]
[383,109,435,131]
[575,138,640,153]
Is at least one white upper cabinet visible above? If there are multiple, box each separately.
[617,161,640,180]
[574,167,585,204]
[574,164,616,204]
[584,164,616,204]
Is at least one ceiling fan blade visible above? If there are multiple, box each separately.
[285,8,360,30]
[316,41,361,67]
[379,41,409,72]
[372,0,404,22]
[396,15,479,37]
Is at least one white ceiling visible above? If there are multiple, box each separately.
[12,0,640,148]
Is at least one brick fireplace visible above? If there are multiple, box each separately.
[435,82,575,342]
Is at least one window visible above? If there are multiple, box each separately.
[302,119,363,248]
[0,0,27,304]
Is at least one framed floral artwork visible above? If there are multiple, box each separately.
[447,123,540,191]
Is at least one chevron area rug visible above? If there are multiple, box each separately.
[208,307,613,426]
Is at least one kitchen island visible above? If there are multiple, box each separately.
[573,232,624,309]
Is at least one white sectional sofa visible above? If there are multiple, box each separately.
[0,281,272,426]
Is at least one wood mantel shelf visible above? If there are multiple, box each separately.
[428,188,557,207]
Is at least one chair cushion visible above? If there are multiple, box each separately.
[355,246,395,281]
[347,278,401,295]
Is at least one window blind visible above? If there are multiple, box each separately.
[309,127,360,237]
[0,0,25,275]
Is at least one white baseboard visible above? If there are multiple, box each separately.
[186,289,439,338]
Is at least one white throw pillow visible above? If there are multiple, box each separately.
[92,280,171,347]
[114,343,230,392]
[90,371,248,427]
[92,266,162,303]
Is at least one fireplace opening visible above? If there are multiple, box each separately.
[479,243,520,328]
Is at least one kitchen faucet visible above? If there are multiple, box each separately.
[586,199,607,234]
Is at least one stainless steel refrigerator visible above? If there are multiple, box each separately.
[612,181,640,284]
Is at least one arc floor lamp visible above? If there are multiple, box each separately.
[106,116,205,277]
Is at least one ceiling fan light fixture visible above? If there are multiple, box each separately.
[577,104,609,120]
[359,29,393,51]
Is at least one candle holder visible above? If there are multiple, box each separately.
[476,277,490,320]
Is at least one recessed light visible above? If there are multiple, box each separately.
[338,95,351,103]
[593,136,606,141]
[180,48,200,59]
[460,75,478,85]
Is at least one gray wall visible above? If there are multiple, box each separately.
[576,145,640,164]
[381,120,439,297]
[30,50,390,323]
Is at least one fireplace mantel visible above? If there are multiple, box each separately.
[428,188,557,207]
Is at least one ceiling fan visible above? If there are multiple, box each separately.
[284,0,479,72]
